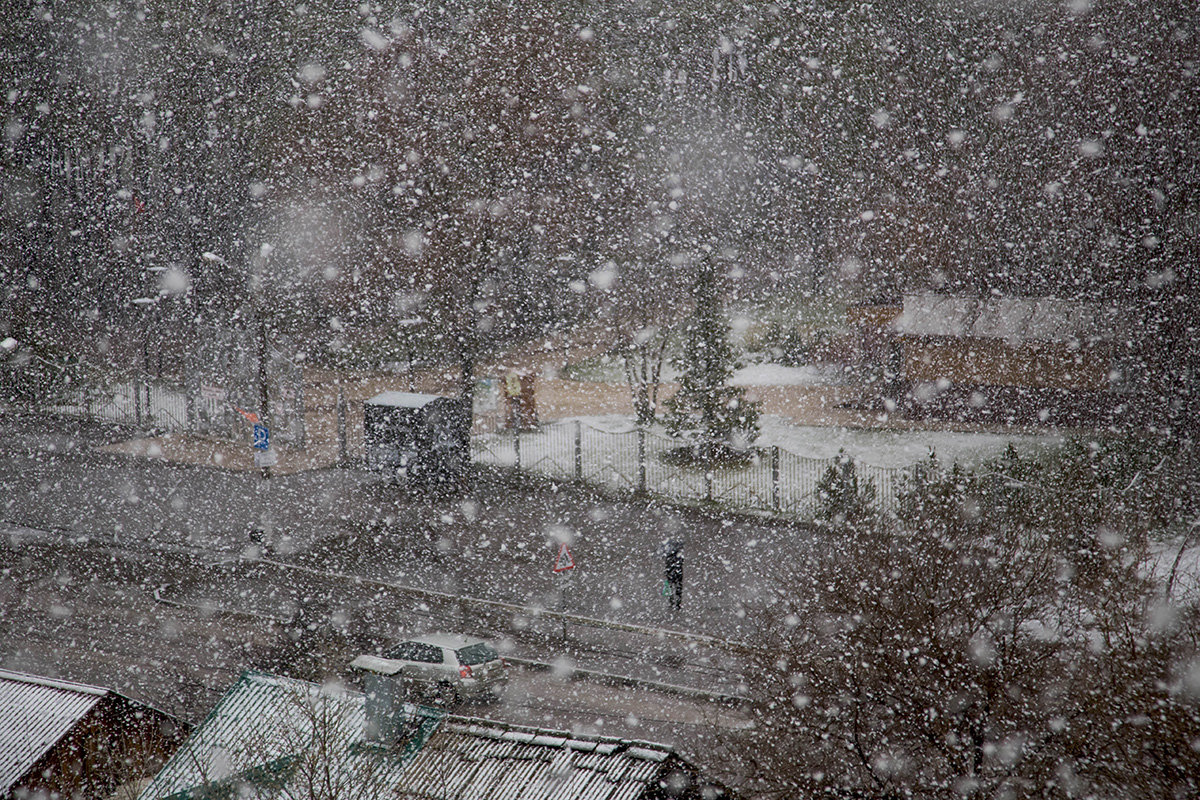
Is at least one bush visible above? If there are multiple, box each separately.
[727,436,1200,799]
[813,449,878,527]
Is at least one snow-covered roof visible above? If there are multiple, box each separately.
[400,718,683,799]
[365,391,448,408]
[0,670,109,792]
[893,294,1126,344]
[138,671,720,800]
[400,632,487,650]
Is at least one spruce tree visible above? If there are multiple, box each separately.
[665,254,759,461]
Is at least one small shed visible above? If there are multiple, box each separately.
[363,391,471,482]
[0,669,187,800]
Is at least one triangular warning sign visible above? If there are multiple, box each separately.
[553,543,575,573]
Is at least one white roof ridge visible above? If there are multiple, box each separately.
[0,669,111,698]
[442,714,674,754]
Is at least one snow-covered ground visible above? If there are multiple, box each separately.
[729,363,847,387]
[566,413,1063,470]
[562,358,846,387]
[757,415,1063,469]
[1150,535,1200,597]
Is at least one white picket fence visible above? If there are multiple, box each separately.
[471,420,906,519]
[39,375,904,520]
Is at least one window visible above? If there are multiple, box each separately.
[384,642,416,660]
[385,642,443,663]
[456,643,498,666]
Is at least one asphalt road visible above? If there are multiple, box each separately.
[0,525,750,747]
[0,413,785,760]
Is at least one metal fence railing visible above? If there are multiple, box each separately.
[471,420,909,521]
[49,379,190,433]
[22,358,905,522]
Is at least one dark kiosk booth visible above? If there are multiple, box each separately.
[363,392,471,483]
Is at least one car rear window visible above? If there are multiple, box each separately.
[456,643,499,665]
[384,642,417,660]
[386,642,443,663]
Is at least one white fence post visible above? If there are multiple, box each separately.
[637,428,647,494]
[574,420,582,480]
[295,369,306,449]
[336,388,347,465]
[772,445,781,511]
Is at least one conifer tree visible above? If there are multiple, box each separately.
[665,253,759,461]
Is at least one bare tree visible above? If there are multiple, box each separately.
[622,324,671,427]
[723,452,1200,799]
[167,682,397,800]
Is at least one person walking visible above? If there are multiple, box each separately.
[662,539,683,610]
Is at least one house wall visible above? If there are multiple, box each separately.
[901,336,1115,391]
[846,304,902,380]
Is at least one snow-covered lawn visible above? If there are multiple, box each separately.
[561,358,846,388]
[471,412,1070,519]
[729,363,848,387]
[757,415,1063,469]
[565,413,1062,470]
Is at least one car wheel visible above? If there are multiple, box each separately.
[433,682,460,707]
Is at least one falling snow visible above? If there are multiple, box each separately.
[1,1,1198,798]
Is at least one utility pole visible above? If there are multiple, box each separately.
[258,313,271,479]
[204,248,274,477]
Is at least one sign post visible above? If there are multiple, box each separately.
[552,543,575,574]
[553,543,575,641]
[201,384,227,402]
[251,423,275,477]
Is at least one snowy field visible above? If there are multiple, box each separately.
[729,362,848,387]
[566,413,1063,471]
[757,416,1064,469]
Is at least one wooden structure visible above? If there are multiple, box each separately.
[846,299,903,389]
[883,293,1134,424]
[503,371,539,430]
[892,294,1127,391]
[0,669,187,800]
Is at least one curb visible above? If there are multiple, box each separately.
[257,556,752,653]
[506,657,748,706]
[9,521,753,708]
[3,519,746,651]
[151,586,288,624]
[147,585,748,705]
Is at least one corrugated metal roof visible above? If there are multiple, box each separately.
[138,671,427,800]
[398,717,673,800]
[894,294,1126,344]
[0,669,108,792]
[138,672,693,800]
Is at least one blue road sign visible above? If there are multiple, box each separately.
[252,424,269,450]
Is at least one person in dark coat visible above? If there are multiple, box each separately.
[663,539,683,610]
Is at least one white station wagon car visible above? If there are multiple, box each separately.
[351,633,508,705]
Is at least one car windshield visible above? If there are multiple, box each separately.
[456,643,498,666]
